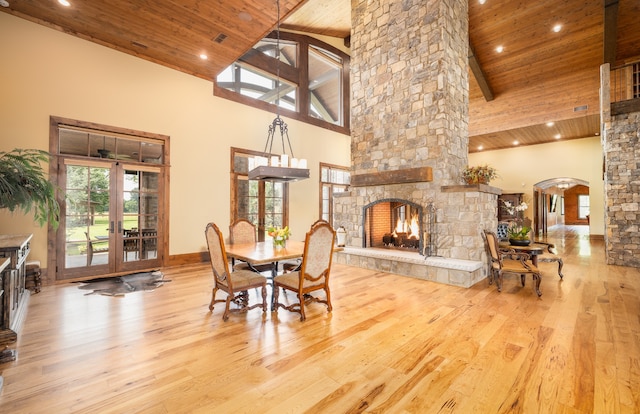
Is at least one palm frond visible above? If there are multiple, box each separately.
[0,148,60,228]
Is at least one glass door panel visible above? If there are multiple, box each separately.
[60,160,113,276]
[121,167,160,265]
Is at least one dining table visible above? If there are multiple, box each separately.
[225,241,306,310]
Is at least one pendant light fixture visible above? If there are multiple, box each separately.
[247,0,309,182]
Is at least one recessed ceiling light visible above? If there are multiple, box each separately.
[238,11,252,21]
[199,53,208,60]
[58,0,71,6]
[555,134,562,139]
[546,122,555,127]
[479,0,486,4]
[513,140,519,146]
[477,145,483,151]
[552,24,562,33]
[496,45,504,53]
[0,0,9,8]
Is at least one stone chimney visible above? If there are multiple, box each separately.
[335,0,498,267]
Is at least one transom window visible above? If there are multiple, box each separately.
[215,32,350,135]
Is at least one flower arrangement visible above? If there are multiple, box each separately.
[502,200,531,241]
[462,164,498,185]
[267,225,291,248]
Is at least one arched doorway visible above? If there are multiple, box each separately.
[533,177,590,236]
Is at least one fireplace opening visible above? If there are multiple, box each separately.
[363,199,423,253]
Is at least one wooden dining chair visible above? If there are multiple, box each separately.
[273,222,336,321]
[483,229,542,297]
[205,222,268,321]
[228,219,273,273]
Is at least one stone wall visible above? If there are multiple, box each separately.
[602,110,640,267]
[350,0,469,182]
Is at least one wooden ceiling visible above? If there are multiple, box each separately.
[1,0,639,153]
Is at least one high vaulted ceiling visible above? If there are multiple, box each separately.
[1,0,639,153]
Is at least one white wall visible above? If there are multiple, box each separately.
[469,136,604,235]
[0,13,351,263]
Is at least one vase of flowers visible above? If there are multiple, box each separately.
[462,164,498,185]
[502,200,531,245]
[268,225,290,249]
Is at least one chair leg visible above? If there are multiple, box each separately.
[496,271,503,292]
[261,285,267,313]
[298,292,306,321]
[557,258,564,279]
[520,274,526,286]
[209,286,218,311]
[222,296,232,321]
[324,287,332,313]
[533,273,542,297]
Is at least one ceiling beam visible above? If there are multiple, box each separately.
[603,0,619,65]
[468,41,494,102]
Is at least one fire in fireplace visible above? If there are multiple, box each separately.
[363,199,423,253]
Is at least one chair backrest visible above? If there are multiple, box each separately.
[229,219,256,244]
[496,222,509,241]
[482,230,502,265]
[205,223,232,289]
[310,219,330,230]
[299,222,336,285]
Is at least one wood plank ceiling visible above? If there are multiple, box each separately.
[1,0,639,153]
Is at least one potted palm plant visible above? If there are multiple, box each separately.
[0,148,60,228]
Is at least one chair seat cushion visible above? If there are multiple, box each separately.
[228,269,267,289]
[499,258,539,273]
[274,271,324,290]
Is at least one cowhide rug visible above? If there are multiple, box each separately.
[77,271,169,296]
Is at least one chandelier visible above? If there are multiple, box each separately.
[247,0,309,182]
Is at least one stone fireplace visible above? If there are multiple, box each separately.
[333,0,499,287]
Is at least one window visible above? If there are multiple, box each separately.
[231,148,288,241]
[320,163,350,226]
[215,32,350,135]
[578,195,590,219]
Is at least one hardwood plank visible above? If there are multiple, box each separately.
[0,226,639,412]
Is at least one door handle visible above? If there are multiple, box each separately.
[118,221,122,234]
[110,221,115,234]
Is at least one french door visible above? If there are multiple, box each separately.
[231,148,288,241]
[56,159,163,280]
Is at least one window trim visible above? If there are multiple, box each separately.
[230,147,290,241]
[319,162,350,226]
[214,32,350,136]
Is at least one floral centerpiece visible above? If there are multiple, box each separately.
[267,225,290,249]
[462,164,498,185]
[502,199,531,245]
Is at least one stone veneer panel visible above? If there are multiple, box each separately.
[603,110,640,267]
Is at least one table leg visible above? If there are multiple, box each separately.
[270,261,279,311]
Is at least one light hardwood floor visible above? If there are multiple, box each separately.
[1,226,639,413]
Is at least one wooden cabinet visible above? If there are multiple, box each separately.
[498,193,523,221]
[0,234,32,364]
